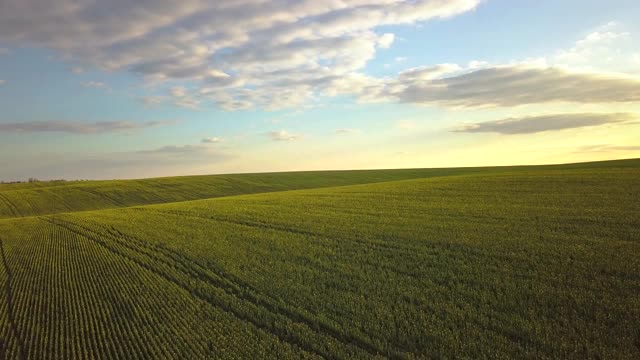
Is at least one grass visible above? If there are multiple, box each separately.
[0,159,638,358]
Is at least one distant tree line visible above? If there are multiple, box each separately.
[0,178,72,184]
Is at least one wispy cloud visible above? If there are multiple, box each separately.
[201,137,223,144]
[335,128,360,135]
[139,96,163,106]
[170,87,187,97]
[267,130,302,141]
[167,87,200,109]
[138,144,209,154]
[83,81,106,88]
[454,113,636,134]
[553,22,637,72]
[574,144,640,153]
[174,97,200,110]
[0,80,5,85]
[380,65,640,107]
[0,120,177,134]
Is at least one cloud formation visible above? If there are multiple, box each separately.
[575,144,640,153]
[335,128,360,134]
[138,144,210,154]
[83,81,106,88]
[553,22,639,73]
[454,113,636,134]
[379,65,640,107]
[0,80,5,85]
[201,136,222,143]
[267,130,301,141]
[4,4,639,112]
[0,120,176,134]
[0,0,481,110]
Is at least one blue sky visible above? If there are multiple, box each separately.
[1,0,639,180]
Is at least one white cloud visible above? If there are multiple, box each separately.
[166,87,201,109]
[174,97,200,110]
[574,144,640,153]
[551,22,638,73]
[454,113,636,134]
[71,67,84,74]
[398,63,462,81]
[0,0,481,110]
[84,81,106,88]
[335,128,360,134]
[468,60,489,69]
[377,33,395,48]
[0,120,177,134]
[377,64,640,107]
[267,130,302,141]
[140,96,163,106]
[170,86,187,97]
[0,80,5,85]
[362,23,640,109]
[4,5,638,112]
[201,136,223,144]
[138,144,210,154]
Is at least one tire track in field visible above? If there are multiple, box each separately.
[143,207,413,255]
[50,216,388,359]
[97,223,389,358]
[74,187,127,207]
[0,237,27,360]
[0,335,6,360]
[144,179,200,201]
[0,193,21,218]
[17,196,36,216]
[39,217,344,359]
[130,208,410,358]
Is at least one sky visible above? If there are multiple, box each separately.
[1,0,639,181]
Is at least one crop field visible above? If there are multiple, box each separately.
[0,159,639,359]
[2,158,636,220]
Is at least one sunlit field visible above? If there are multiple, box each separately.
[1,159,638,359]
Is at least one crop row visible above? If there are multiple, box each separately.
[0,218,316,359]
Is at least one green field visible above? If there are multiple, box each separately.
[1,159,639,358]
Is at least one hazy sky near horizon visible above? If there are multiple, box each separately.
[1,0,639,180]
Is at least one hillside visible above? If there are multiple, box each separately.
[0,167,487,219]
[1,158,637,219]
[1,160,638,358]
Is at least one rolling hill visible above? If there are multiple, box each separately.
[1,158,637,219]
